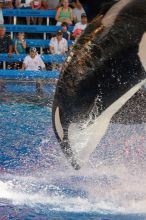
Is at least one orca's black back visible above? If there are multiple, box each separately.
[79,0,118,20]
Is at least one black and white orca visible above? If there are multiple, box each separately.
[52,0,146,170]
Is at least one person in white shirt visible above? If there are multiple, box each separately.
[49,30,68,55]
[73,0,85,23]
[21,47,46,71]
[47,0,59,9]
[72,13,88,38]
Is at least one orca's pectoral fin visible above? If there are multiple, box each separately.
[60,140,81,170]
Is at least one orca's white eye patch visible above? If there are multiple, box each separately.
[54,107,64,141]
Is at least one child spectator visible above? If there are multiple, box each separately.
[31,0,42,25]
[21,47,46,70]
[49,30,68,55]
[61,22,70,40]
[14,32,26,55]
[55,0,73,26]
[73,0,85,23]
[73,28,82,40]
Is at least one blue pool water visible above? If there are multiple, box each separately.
[1,92,146,219]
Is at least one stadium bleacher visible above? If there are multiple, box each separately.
[0,9,74,94]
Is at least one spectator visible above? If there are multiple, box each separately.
[15,0,32,24]
[14,32,26,55]
[40,0,48,10]
[39,0,49,25]
[2,0,13,24]
[55,0,73,26]
[47,0,59,9]
[72,13,87,38]
[0,25,13,70]
[0,9,4,24]
[73,0,85,23]
[31,0,42,25]
[59,0,75,8]
[49,30,68,55]
[21,47,46,70]
[3,0,13,9]
[0,25,13,54]
[61,22,70,40]
[73,28,82,40]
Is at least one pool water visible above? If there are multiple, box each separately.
[0,93,146,219]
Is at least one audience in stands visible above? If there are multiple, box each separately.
[73,0,85,23]
[14,32,26,55]
[21,47,46,70]
[49,30,68,55]
[61,22,70,40]
[72,13,87,38]
[15,0,32,24]
[0,1,87,71]
[55,0,73,25]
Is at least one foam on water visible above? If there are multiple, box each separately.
[1,125,146,215]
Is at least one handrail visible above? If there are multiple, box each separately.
[0,54,66,63]
[12,39,74,47]
[5,24,74,34]
[0,69,59,79]
[3,9,56,18]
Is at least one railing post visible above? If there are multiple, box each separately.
[14,16,16,25]
[47,17,49,26]
[10,31,13,39]
[3,61,6,70]
[44,33,47,40]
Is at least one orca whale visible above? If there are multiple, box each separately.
[52,0,146,170]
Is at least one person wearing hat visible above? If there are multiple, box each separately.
[21,47,46,70]
[72,13,88,39]
[49,30,68,55]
